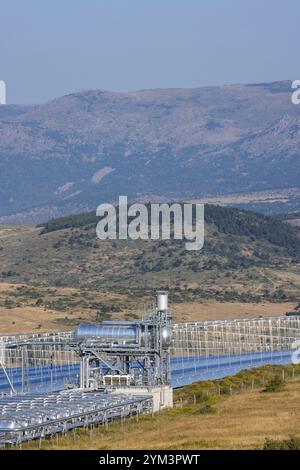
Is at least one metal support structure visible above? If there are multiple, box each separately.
[0,390,152,447]
[0,293,300,446]
[172,316,300,357]
[73,291,173,390]
[1,312,300,394]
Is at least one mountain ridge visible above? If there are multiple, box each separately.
[1,80,299,223]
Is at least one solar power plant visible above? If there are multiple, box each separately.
[1,315,299,393]
[1,292,299,446]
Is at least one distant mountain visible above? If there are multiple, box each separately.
[0,80,300,223]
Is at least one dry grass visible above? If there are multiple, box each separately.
[0,306,75,334]
[172,300,295,322]
[0,282,134,334]
[0,282,295,334]
[0,281,295,334]
[23,378,300,450]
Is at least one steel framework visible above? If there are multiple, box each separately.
[172,316,300,357]
[74,292,172,390]
[0,306,300,445]
[1,315,300,394]
[0,390,152,447]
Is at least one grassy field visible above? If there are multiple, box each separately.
[21,366,300,450]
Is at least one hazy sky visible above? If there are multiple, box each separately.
[1,0,299,104]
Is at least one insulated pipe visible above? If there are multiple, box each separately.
[75,324,138,343]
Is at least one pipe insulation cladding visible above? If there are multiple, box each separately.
[75,324,137,343]
[74,323,173,348]
[74,292,172,350]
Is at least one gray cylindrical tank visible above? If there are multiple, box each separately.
[74,324,137,343]
[157,291,168,312]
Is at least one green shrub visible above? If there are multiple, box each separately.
[263,376,285,393]
[196,405,217,415]
[263,436,300,450]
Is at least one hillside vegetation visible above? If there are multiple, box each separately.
[0,205,299,330]
[40,204,300,257]
[0,206,299,300]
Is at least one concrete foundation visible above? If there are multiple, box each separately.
[112,386,173,413]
